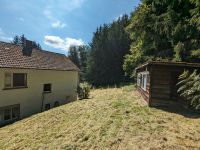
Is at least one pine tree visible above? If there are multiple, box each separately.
[124,0,200,76]
[11,36,20,45]
[19,34,26,46]
[177,70,200,110]
[86,15,131,86]
[11,34,42,50]
[68,46,80,68]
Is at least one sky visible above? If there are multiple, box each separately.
[0,0,140,54]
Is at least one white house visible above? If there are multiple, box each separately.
[0,40,79,126]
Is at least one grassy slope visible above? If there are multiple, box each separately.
[0,85,200,150]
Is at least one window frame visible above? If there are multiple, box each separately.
[43,84,52,93]
[4,73,27,89]
[137,73,142,86]
[0,104,20,124]
[4,73,12,88]
[138,71,149,91]
[13,73,27,88]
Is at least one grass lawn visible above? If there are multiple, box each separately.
[0,84,200,150]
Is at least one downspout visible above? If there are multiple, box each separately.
[41,92,45,112]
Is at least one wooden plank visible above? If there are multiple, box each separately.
[152,90,170,94]
[137,87,149,102]
[151,93,170,99]
[152,80,170,84]
[152,86,170,91]
[152,77,171,81]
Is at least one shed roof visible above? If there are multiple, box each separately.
[0,41,79,71]
[136,61,200,70]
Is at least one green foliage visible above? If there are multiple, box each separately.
[177,70,200,110]
[68,46,81,68]
[123,39,144,77]
[11,34,42,50]
[124,0,200,76]
[87,15,131,86]
[174,42,186,61]
[191,49,200,58]
[78,82,92,100]
[68,45,90,81]
[190,0,200,31]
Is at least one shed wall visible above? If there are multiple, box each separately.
[137,74,150,103]
[136,62,200,106]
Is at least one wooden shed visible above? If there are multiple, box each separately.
[135,61,200,106]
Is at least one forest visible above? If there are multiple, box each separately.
[68,0,200,86]
[11,1,199,87]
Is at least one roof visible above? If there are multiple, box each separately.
[0,41,79,71]
[136,61,200,70]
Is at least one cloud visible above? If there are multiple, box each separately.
[43,6,53,20]
[43,0,85,28]
[18,17,25,22]
[44,35,84,51]
[0,28,13,42]
[52,21,66,28]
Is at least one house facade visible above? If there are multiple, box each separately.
[136,61,200,106]
[0,40,79,126]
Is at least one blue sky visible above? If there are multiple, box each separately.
[0,0,140,54]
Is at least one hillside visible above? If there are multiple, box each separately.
[0,85,200,150]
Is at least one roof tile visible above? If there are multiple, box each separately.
[0,41,79,71]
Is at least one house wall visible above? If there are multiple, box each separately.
[0,68,78,119]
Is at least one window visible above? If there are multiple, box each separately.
[4,108,11,121]
[137,72,149,91]
[137,73,141,86]
[5,73,12,88]
[13,73,27,87]
[12,106,20,119]
[141,74,147,91]
[45,104,51,110]
[4,73,27,88]
[54,101,60,107]
[43,84,52,92]
[0,104,20,124]
[0,110,3,122]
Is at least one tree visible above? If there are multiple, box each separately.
[19,34,26,46]
[68,46,80,68]
[11,34,42,50]
[177,70,200,110]
[78,45,90,81]
[86,15,131,86]
[68,45,90,81]
[12,35,20,45]
[75,46,89,71]
[124,0,200,76]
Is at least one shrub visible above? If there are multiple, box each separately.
[177,70,200,110]
[78,82,92,100]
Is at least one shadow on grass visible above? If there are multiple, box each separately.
[154,104,200,119]
[93,82,135,90]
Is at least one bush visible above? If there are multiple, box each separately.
[177,70,200,110]
[78,82,92,100]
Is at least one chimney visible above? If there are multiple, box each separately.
[22,40,33,56]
